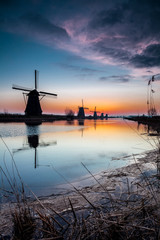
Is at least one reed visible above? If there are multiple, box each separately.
[12,205,35,240]
[0,135,160,239]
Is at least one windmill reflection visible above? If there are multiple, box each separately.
[78,119,84,126]
[13,125,57,168]
[77,119,84,137]
[94,120,97,130]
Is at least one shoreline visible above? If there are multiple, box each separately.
[0,148,159,238]
[0,113,111,124]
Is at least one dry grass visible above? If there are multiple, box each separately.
[1,134,160,239]
[12,205,35,240]
[3,155,159,240]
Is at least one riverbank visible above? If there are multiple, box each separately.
[0,113,68,124]
[0,113,110,124]
[0,149,160,239]
[124,115,160,126]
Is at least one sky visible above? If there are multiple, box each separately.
[0,0,160,116]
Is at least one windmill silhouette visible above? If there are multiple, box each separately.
[100,113,104,119]
[77,100,89,119]
[12,70,57,116]
[90,106,100,119]
[105,114,108,119]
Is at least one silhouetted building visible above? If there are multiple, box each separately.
[12,70,57,117]
[25,90,42,116]
[77,100,88,119]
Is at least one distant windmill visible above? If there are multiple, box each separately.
[90,106,100,119]
[77,100,89,119]
[100,113,104,119]
[12,70,57,116]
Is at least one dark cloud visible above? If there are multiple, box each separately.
[89,0,160,40]
[144,44,160,57]
[90,6,124,28]
[1,0,160,69]
[0,0,15,6]
[131,44,160,68]
[93,43,131,63]
[88,0,160,68]
[20,13,69,40]
[99,75,132,83]
[0,13,70,46]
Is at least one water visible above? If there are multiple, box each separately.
[0,119,155,198]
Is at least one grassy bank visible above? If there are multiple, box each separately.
[0,147,160,239]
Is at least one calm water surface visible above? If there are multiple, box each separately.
[0,119,154,198]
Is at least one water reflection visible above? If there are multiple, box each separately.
[138,122,160,179]
[13,125,57,168]
[66,119,74,125]
[0,119,157,197]
[26,124,40,136]
[78,119,84,126]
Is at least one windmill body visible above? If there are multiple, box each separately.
[93,111,98,119]
[12,70,57,117]
[77,100,88,119]
[78,107,85,119]
[90,107,100,119]
[100,113,104,119]
[25,90,42,116]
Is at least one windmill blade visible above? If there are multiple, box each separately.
[35,70,37,90]
[84,107,89,109]
[35,70,39,90]
[82,99,84,107]
[39,91,57,96]
[39,140,57,147]
[12,84,32,92]
[13,146,30,154]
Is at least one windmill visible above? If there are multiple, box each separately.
[90,106,100,119]
[12,70,57,116]
[77,100,89,119]
[100,113,104,119]
[105,114,108,119]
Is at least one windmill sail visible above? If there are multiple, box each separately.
[39,91,57,96]
[12,85,32,92]
[35,70,37,90]
[12,70,57,116]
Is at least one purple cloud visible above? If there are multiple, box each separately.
[0,0,160,69]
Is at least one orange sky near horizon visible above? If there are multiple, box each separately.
[1,93,148,116]
[1,76,158,116]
